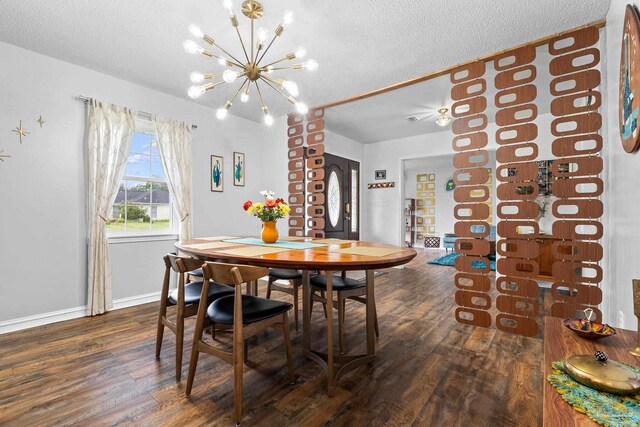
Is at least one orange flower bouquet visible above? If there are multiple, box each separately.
[243,191,290,243]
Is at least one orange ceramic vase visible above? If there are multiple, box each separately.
[261,221,279,244]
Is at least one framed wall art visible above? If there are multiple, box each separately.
[620,4,640,153]
[233,152,245,186]
[211,155,223,192]
[375,170,386,180]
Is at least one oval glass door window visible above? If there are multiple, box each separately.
[328,171,341,227]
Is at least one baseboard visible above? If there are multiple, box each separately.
[0,291,162,335]
[112,291,161,310]
[0,305,88,335]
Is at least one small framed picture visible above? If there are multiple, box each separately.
[211,155,223,192]
[375,170,386,180]
[233,152,245,186]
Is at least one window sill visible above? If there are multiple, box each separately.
[108,233,179,244]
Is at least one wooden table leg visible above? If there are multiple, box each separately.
[366,269,376,356]
[325,272,335,396]
[302,269,376,397]
[302,270,311,352]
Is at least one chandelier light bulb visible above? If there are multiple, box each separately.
[217,57,227,66]
[188,85,206,98]
[282,80,299,97]
[295,47,307,59]
[190,72,205,83]
[222,0,233,11]
[223,69,238,83]
[183,40,204,55]
[305,59,319,71]
[240,87,250,102]
[188,24,204,39]
[264,114,274,126]
[283,11,293,26]
[216,107,229,120]
[295,102,309,114]
[257,27,268,43]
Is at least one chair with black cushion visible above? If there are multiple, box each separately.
[266,269,302,331]
[186,262,295,426]
[155,253,234,381]
[310,272,379,354]
[186,268,203,283]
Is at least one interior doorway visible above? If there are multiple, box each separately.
[323,153,360,240]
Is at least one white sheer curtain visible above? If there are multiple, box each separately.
[154,116,193,240]
[87,100,136,316]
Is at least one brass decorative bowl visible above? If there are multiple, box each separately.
[565,353,640,395]
[563,318,617,340]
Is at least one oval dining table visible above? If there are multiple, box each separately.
[175,235,417,395]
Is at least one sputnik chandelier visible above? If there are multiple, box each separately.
[184,0,318,125]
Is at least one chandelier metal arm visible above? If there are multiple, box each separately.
[266,64,303,71]
[234,27,251,64]
[259,75,297,105]
[226,77,250,110]
[261,55,295,70]
[256,32,280,65]
[250,3,255,62]
[211,42,245,68]
[254,80,267,110]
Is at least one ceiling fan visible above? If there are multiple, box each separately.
[406,107,451,126]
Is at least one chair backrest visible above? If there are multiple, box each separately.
[202,262,269,287]
[166,253,206,274]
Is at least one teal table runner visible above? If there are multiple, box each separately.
[223,237,327,250]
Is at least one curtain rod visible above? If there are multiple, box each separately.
[77,95,198,129]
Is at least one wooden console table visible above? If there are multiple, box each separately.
[543,316,640,426]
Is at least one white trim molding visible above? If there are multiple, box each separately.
[112,291,161,310]
[0,291,161,335]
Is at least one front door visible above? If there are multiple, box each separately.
[323,153,360,240]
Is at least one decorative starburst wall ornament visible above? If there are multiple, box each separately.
[0,150,10,162]
[184,0,318,125]
[12,120,30,143]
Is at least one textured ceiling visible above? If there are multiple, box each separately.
[324,43,570,144]
[0,0,610,123]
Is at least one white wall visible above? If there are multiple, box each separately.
[403,151,497,247]
[0,41,272,325]
[324,129,365,163]
[601,0,640,329]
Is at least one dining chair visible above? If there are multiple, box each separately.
[266,269,303,331]
[155,253,234,381]
[186,261,295,426]
[186,267,203,283]
[310,271,379,354]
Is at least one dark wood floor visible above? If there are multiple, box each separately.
[0,250,543,426]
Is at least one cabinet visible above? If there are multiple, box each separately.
[404,198,416,248]
[535,235,570,280]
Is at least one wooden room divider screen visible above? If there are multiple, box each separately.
[287,108,326,238]
[449,25,604,336]
[449,61,493,329]
[547,26,604,322]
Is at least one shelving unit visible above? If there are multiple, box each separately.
[404,198,416,248]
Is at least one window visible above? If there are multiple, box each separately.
[106,119,175,235]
